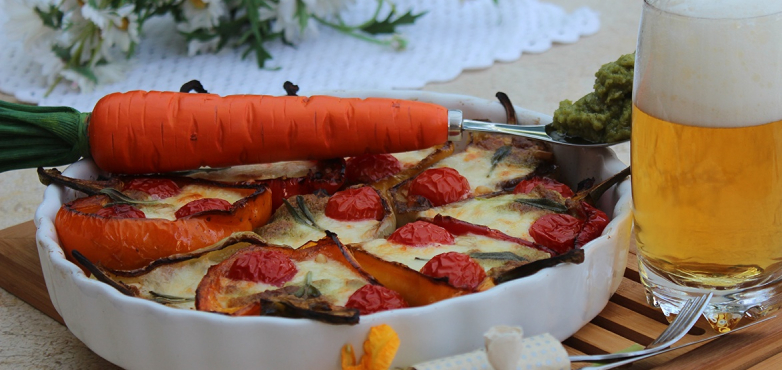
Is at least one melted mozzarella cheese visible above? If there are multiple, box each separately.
[417,194,548,240]
[433,146,534,193]
[294,259,366,305]
[262,215,382,249]
[361,234,550,272]
[217,254,366,308]
[392,147,436,168]
[111,243,249,310]
[137,184,246,220]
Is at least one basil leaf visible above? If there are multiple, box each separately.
[515,198,568,213]
[488,145,512,177]
[99,188,158,205]
[469,252,528,262]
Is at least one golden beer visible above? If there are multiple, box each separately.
[633,1,782,329]
[632,105,782,289]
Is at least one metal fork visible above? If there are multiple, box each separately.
[569,292,713,363]
[578,315,776,370]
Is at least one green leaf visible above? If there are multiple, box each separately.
[296,0,310,33]
[69,66,99,84]
[282,197,323,231]
[243,0,274,68]
[34,6,64,29]
[149,291,195,304]
[294,271,322,299]
[99,188,159,205]
[52,45,71,62]
[488,145,511,177]
[515,198,568,213]
[296,195,323,231]
[469,252,527,262]
[360,9,427,35]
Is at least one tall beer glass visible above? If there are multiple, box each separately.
[633,0,782,332]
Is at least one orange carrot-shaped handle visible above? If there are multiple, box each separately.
[0,91,450,174]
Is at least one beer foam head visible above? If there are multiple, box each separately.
[635,0,782,127]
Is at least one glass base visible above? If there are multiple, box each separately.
[638,258,782,333]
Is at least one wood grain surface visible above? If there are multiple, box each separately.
[2,220,781,369]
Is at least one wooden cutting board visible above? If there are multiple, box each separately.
[0,220,63,323]
[2,220,782,369]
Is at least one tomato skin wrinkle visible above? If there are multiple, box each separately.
[576,202,610,247]
[226,249,298,286]
[388,221,455,247]
[420,252,486,290]
[123,178,181,199]
[95,204,146,219]
[175,198,232,219]
[529,214,583,255]
[325,187,384,221]
[513,177,574,198]
[409,167,471,207]
[345,284,409,315]
[345,154,402,184]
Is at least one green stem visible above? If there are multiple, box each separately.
[43,75,63,98]
[314,16,392,46]
[0,100,90,173]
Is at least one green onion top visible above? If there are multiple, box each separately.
[0,100,89,172]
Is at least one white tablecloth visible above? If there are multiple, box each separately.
[0,0,599,112]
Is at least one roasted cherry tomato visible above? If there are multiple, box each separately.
[325,187,384,221]
[513,177,574,198]
[226,249,298,286]
[387,220,454,246]
[263,158,346,211]
[95,204,146,219]
[68,195,108,214]
[529,214,583,254]
[346,154,402,184]
[408,167,470,207]
[345,284,409,315]
[175,198,233,219]
[575,202,610,247]
[420,252,486,290]
[123,178,181,199]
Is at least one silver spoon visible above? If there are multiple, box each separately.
[446,110,629,148]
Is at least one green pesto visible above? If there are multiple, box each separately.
[551,53,634,143]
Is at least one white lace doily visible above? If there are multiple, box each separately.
[0,0,599,112]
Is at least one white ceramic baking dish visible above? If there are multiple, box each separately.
[34,90,632,369]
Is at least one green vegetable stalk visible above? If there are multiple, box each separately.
[0,100,89,172]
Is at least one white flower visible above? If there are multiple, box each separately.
[59,10,101,64]
[81,3,112,30]
[3,0,57,53]
[178,0,226,33]
[187,37,220,56]
[100,6,141,57]
[59,68,97,92]
[76,4,139,62]
[259,0,318,44]
[38,49,65,85]
[59,63,126,92]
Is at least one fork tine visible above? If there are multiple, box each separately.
[646,292,712,349]
[570,292,713,363]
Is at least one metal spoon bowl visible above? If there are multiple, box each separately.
[447,111,630,148]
